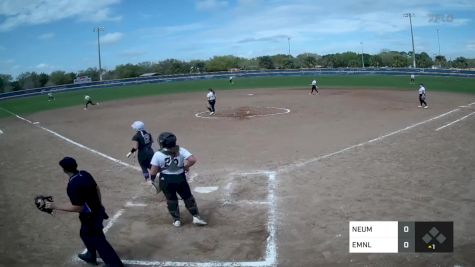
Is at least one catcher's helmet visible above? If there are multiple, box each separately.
[158,132,177,149]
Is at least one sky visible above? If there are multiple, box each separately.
[0,0,474,78]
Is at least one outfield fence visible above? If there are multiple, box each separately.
[1,68,474,101]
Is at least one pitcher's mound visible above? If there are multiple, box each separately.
[195,106,290,119]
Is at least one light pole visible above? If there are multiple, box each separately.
[436,28,441,56]
[360,42,365,68]
[93,26,104,81]
[403,13,416,68]
[287,37,291,59]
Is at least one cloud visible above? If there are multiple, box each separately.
[196,0,228,11]
[238,35,289,43]
[101,32,124,44]
[120,49,147,58]
[36,63,50,69]
[38,32,55,40]
[467,41,475,51]
[0,0,122,32]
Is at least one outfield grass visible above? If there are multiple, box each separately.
[0,75,473,118]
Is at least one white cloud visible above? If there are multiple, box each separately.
[36,63,49,68]
[120,49,147,58]
[196,0,228,11]
[38,32,55,40]
[467,41,475,51]
[238,35,289,43]
[101,32,124,44]
[0,0,121,32]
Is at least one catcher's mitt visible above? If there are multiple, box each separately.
[35,195,54,214]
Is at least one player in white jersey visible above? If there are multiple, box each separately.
[84,95,98,110]
[418,84,428,108]
[229,76,233,84]
[410,74,415,84]
[310,79,319,95]
[206,88,216,115]
[150,132,207,227]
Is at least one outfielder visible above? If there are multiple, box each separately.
[207,88,216,115]
[410,74,415,84]
[150,132,207,227]
[40,157,124,266]
[418,83,428,108]
[310,79,319,95]
[47,92,55,101]
[127,121,155,183]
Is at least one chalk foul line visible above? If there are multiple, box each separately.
[435,111,475,131]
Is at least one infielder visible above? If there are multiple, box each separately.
[207,88,216,115]
[127,121,155,183]
[418,83,428,108]
[84,95,98,110]
[310,79,319,95]
[150,132,207,227]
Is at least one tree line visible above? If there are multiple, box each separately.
[1,50,474,93]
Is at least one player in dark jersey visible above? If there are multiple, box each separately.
[127,121,155,183]
[46,157,123,266]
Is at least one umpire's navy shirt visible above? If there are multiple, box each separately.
[67,170,107,221]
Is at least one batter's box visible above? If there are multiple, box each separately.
[98,171,277,266]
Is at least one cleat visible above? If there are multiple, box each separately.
[173,220,182,227]
[192,216,207,226]
[424,106,428,109]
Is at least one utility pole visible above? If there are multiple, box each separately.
[287,37,291,59]
[436,28,441,56]
[93,26,104,81]
[360,42,365,68]
[403,13,416,68]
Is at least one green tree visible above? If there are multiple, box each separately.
[257,56,274,69]
[17,72,41,89]
[39,73,49,87]
[416,52,433,68]
[49,71,73,85]
[78,68,100,81]
[205,56,240,72]
[452,57,468,68]
[0,74,13,93]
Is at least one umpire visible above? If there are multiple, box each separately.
[150,132,207,227]
[46,157,124,266]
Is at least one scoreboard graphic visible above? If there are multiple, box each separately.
[349,221,453,253]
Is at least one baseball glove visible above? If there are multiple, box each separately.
[34,195,54,214]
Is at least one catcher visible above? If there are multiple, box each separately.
[35,157,123,266]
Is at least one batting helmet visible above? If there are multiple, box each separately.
[158,132,177,149]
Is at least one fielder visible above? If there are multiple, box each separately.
[410,74,415,84]
[84,95,98,110]
[207,88,216,115]
[418,83,428,108]
[127,121,155,183]
[229,76,233,84]
[150,132,207,227]
[47,92,55,101]
[310,79,319,95]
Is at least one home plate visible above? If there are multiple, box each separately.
[194,186,219,193]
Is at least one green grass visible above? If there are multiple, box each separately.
[0,75,473,118]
